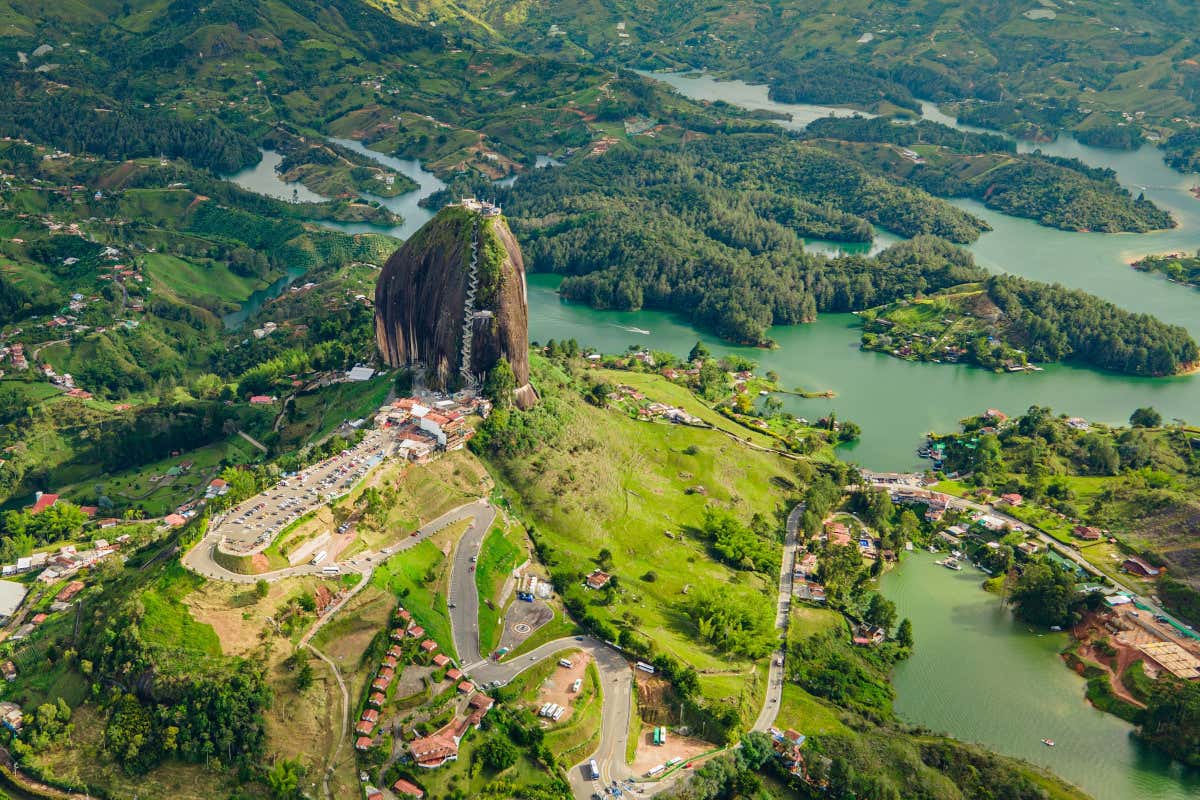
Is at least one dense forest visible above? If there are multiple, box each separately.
[0,73,260,173]
[806,117,1173,232]
[986,275,1198,376]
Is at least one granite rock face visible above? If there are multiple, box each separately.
[375,205,534,407]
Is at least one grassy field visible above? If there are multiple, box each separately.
[488,371,802,674]
[141,252,270,307]
[475,520,525,653]
[369,524,467,659]
[277,378,393,449]
[597,368,778,450]
[776,683,850,737]
[139,563,222,657]
[789,604,844,640]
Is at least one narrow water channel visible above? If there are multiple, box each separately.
[881,552,1200,800]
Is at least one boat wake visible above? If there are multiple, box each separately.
[611,324,651,335]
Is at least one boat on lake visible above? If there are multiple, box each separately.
[1042,738,1055,747]
[936,557,963,571]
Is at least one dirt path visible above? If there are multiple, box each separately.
[307,643,349,800]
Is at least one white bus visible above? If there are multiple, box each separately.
[646,765,665,777]
[558,658,573,668]
[587,759,600,780]
[310,550,328,566]
[321,565,340,575]
[635,661,656,674]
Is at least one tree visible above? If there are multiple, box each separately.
[296,659,314,692]
[1138,677,1200,767]
[864,592,897,633]
[1130,406,1162,428]
[267,757,302,799]
[688,341,710,363]
[483,358,517,407]
[479,736,519,771]
[1010,562,1079,628]
[596,548,614,570]
[255,579,269,599]
[896,618,914,649]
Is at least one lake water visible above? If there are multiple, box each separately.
[520,71,1200,471]
[882,552,1200,800]
[221,144,446,327]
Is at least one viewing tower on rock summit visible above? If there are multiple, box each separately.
[374,200,536,409]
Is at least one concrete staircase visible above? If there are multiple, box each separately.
[459,215,481,389]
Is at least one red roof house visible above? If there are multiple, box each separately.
[420,639,438,653]
[432,653,450,667]
[355,736,373,751]
[392,778,425,799]
[30,493,59,514]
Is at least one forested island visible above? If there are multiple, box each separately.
[864,273,1200,376]
[1132,252,1200,289]
[806,116,1174,233]
[861,276,1199,376]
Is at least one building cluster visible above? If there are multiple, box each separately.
[1095,594,1200,682]
[374,394,490,461]
[354,606,497,772]
[514,570,552,602]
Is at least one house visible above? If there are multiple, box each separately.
[1122,557,1160,577]
[1016,541,1041,557]
[795,552,818,578]
[420,639,438,653]
[396,608,413,623]
[390,627,406,641]
[998,493,1023,507]
[446,668,463,682]
[432,653,450,667]
[368,692,386,708]
[55,580,85,603]
[361,709,379,724]
[355,736,374,751]
[163,513,186,527]
[356,719,376,736]
[249,395,273,405]
[205,478,229,498]
[457,680,474,694]
[585,570,612,590]
[382,655,398,670]
[852,625,886,646]
[0,581,27,622]
[387,644,403,659]
[824,521,852,547]
[924,502,946,523]
[392,778,426,799]
[1073,525,1102,541]
[468,693,494,713]
[1,662,16,681]
[366,789,384,800]
[408,625,426,639]
[29,492,59,514]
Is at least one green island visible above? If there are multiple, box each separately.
[859,275,1199,376]
[1132,252,1200,289]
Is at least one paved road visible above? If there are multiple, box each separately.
[182,498,490,585]
[446,500,498,666]
[751,503,802,733]
[464,636,634,799]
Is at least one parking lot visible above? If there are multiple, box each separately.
[213,429,390,555]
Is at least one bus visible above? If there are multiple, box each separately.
[646,765,665,777]
[310,550,328,566]
[653,727,662,746]
[660,727,668,746]
[558,658,573,668]
[635,661,656,674]
[587,759,600,780]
